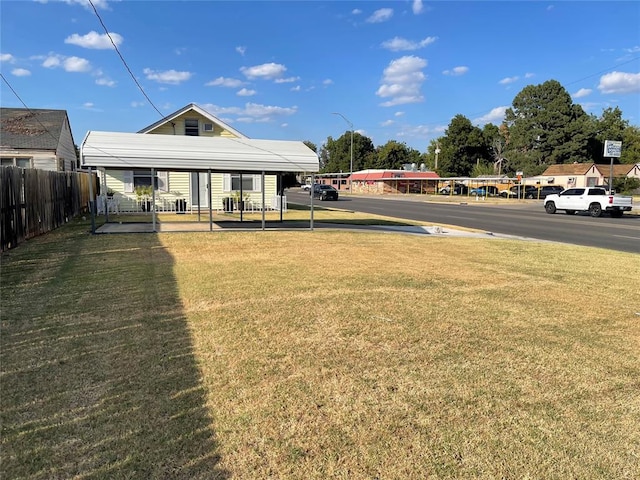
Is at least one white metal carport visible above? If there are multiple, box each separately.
[80,131,320,232]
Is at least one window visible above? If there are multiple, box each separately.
[185,118,199,136]
[203,123,214,132]
[231,174,254,191]
[1,157,32,168]
[133,169,158,188]
[224,174,261,192]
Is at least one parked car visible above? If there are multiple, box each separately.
[469,186,499,196]
[499,185,537,198]
[439,184,468,195]
[534,185,564,199]
[311,184,339,200]
[300,184,312,191]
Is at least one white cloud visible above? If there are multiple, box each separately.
[95,77,115,87]
[323,79,334,86]
[376,55,427,107]
[598,71,640,94]
[12,68,31,77]
[291,85,301,92]
[625,46,640,53]
[41,0,110,9]
[352,9,362,15]
[394,111,404,117]
[143,68,192,85]
[240,62,287,80]
[443,66,469,76]
[525,72,535,78]
[381,119,394,126]
[1,53,15,63]
[83,102,94,108]
[474,106,508,125]
[412,0,424,14]
[499,76,519,85]
[237,88,256,96]
[381,36,437,51]
[275,76,300,84]
[205,76,245,87]
[131,101,145,108]
[65,31,122,49]
[42,53,91,72]
[64,56,91,72]
[236,46,246,56]
[42,55,62,68]
[200,102,297,123]
[174,47,187,56]
[367,8,393,23]
[572,88,592,98]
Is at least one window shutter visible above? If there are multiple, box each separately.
[158,171,169,192]
[253,174,262,192]
[223,174,231,192]
[123,171,133,192]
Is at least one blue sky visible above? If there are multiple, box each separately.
[1,0,639,152]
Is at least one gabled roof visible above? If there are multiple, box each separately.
[594,163,637,176]
[137,103,248,138]
[351,169,439,181]
[81,131,319,173]
[0,108,69,151]
[541,163,596,176]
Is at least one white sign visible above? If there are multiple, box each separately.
[604,140,622,158]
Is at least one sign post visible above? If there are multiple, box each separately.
[603,140,622,193]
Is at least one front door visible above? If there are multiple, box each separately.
[190,172,209,208]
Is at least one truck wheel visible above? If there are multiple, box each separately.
[610,210,623,218]
[544,202,556,214]
[589,203,602,217]
[565,210,576,215]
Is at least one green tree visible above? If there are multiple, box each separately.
[504,79,592,175]
[319,132,375,173]
[437,115,488,176]
[375,140,419,169]
[621,125,640,165]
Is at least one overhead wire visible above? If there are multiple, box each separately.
[87,0,164,119]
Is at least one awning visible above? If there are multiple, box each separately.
[81,131,319,173]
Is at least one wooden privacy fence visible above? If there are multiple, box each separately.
[0,167,97,251]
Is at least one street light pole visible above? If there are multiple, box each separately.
[332,112,353,192]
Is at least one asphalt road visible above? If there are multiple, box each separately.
[289,191,640,254]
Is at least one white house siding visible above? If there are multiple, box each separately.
[55,118,78,171]
[102,169,279,212]
[146,112,238,138]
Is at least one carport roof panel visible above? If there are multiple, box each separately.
[81,131,319,172]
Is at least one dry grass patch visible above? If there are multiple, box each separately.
[2,222,639,479]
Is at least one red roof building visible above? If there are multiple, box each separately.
[350,169,440,195]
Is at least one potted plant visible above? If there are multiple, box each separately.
[231,191,250,211]
[134,185,153,212]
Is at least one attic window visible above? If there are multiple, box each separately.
[203,123,214,132]
[185,118,199,136]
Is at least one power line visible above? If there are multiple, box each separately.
[87,0,164,118]
[1,73,68,146]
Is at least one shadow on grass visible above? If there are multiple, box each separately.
[0,220,229,479]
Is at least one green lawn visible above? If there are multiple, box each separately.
[1,218,639,479]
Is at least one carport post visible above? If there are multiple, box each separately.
[310,173,314,231]
[151,168,156,232]
[208,170,213,232]
[261,171,266,230]
[88,166,96,234]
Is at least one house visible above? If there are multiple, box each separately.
[0,108,77,171]
[81,103,318,216]
[540,163,640,189]
[350,169,440,194]
[89,103,315,213]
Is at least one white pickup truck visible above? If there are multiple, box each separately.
[543,187,633,218]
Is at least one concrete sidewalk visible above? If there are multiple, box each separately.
[95,220,537,242]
